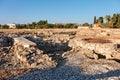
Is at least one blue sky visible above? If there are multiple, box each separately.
[0,0,120,24]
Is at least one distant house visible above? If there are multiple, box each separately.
[6,24,16,29]
[78,26,89,29]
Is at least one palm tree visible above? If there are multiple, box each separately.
[105,15,111,23]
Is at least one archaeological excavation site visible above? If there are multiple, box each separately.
[0,28,120,80]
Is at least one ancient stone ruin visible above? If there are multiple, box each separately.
[69,37,120,60]
[13,37,57,69]
[1,29,120,80]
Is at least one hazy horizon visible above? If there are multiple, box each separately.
[0,0,120,24]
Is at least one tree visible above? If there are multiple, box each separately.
[65,23,77,28]
[2,24,9,29]
[94,16,97,24]
[82,23,90,26]
[25,24,31,29]
[16,24,27,29]
[104,15,112,28]
[37,20,48,25]
[32,22,36,29]
[112,14,118,28]
[112,14,117,24]
[16,24,20,29]
[115,14,120,28]
[93,13,120,28]
[55,24,64,28]
[105,15,111,23]
[98,17,104,24]
[47,24,55,28]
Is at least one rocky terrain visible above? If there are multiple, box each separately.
[0,28,120,80]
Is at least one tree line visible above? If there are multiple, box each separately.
[94,13,120,28]
[16,20,78,29]
[1,13,119,29]
[0,20,78,29]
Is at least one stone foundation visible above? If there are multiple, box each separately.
[69,37,120,60]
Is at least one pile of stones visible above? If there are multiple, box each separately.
[13,44,57,69]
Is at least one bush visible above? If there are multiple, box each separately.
[82,23,90,26]
[2,25,9,29]
[47,24,55,28]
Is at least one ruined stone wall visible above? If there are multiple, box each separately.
[13,45,57,69]
[69,38,118,59]
[80,41,116,54]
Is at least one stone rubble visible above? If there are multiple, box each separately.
[13,38,57,69]
[0,29,120,80]
[69,37,120,60]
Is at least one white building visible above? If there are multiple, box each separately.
[78,26,89,29]
[6,24,16,28]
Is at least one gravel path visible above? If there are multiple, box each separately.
[12,58,120,80]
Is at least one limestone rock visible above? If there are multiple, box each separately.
[69,37,120,60]
[13,44,57,69]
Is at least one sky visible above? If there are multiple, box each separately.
[0,0,120,24]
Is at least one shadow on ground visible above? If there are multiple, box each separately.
[13,36,120,80]
[25,36,72,63]
[1,36,120,80]
[12,65,120,80]
[25,36,71,53]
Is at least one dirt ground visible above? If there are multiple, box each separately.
[0,28,120,80]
